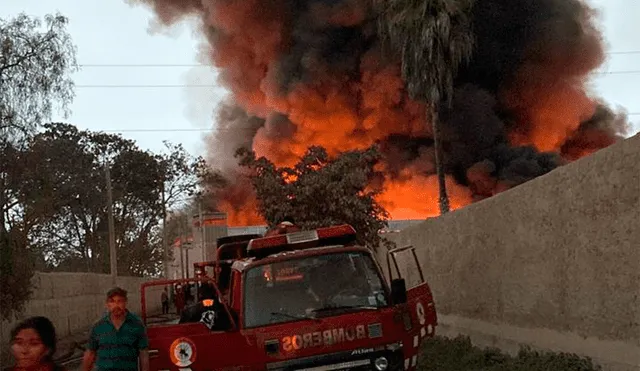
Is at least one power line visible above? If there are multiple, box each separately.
[102,128,215,132]
[596,70,640,75]
[75,51,640,67]
[74,84,219,88]
[100,128,259,133]
[93,115,640,133]
[71,70,640,89]
[79,64,211,67]
[607,50,640,55]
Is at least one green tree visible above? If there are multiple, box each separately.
[159,204,199,279]
[19,123,191,277]
[235,146,390,249]
[0,13,77,139]
[157,141,207,277]
[375,0,475,215]
[0,12,77,320]
[159,142,205,208]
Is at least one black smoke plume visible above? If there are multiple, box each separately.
[127,0,630,220]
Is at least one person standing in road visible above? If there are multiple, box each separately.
[81,287,149,371]
[174,284,185,315]
[161,287,169,315]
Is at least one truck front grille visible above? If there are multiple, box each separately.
[266,343,402,371]
[295,359,371,371]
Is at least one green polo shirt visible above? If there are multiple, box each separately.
[87,311,149,371]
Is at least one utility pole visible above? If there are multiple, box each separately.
[183,211,192,279]
[185,233,190,279]
[198,198,205,262]
[105,163,117,285]
[161,183,169,278]
[179,221,185,279]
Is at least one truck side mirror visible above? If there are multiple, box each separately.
[390,278,407,304]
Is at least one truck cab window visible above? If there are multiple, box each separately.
[178,283,232,331]
[243,251,388,328]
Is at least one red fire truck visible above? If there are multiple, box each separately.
[140,224,437,370]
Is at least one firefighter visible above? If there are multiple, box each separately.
[178,282,230,331]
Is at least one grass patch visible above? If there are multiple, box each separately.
[418,336,602,371]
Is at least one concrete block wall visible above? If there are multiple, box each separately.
[377,134,640,371]
[0,272,164,354]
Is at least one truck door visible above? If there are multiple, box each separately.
[141,277,251,370]
[387,245,437,369]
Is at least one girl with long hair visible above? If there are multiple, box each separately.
[5,316,65,371]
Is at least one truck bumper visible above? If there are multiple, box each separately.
[265,342,404,371]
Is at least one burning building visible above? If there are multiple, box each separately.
[127,0,630,225]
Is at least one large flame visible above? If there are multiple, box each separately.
[128,0,630,226]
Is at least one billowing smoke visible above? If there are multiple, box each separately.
[128,0,629,224]
[206,102,263,173]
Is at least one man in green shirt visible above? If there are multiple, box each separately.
[82,287,150,371]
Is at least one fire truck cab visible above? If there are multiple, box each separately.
[140,224,437,370]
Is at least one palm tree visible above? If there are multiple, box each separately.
[375,0,475,214]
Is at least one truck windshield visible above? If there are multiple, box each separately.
[243,251,388,328]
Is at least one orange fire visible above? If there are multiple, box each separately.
[128,0,626,227]
[375,170,473,219]
[218,198,264,226]
[209,2,610,226]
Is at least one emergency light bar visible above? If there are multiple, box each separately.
[247,224,357,257]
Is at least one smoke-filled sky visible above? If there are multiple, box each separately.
[116,0,636,224]
[1,0,639,223]
[1,0,638,156]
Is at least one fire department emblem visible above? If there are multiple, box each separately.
[169,337,197,367]
[200,310,216,329]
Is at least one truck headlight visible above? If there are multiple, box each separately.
[374,356,388,371]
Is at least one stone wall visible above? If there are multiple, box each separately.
[0,272,163,358]
[377,134,640,370]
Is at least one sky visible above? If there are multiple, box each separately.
[1,0,639,157]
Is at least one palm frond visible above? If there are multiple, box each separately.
[374,0,475,107]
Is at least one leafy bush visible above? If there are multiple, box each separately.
[418,336,602,371]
